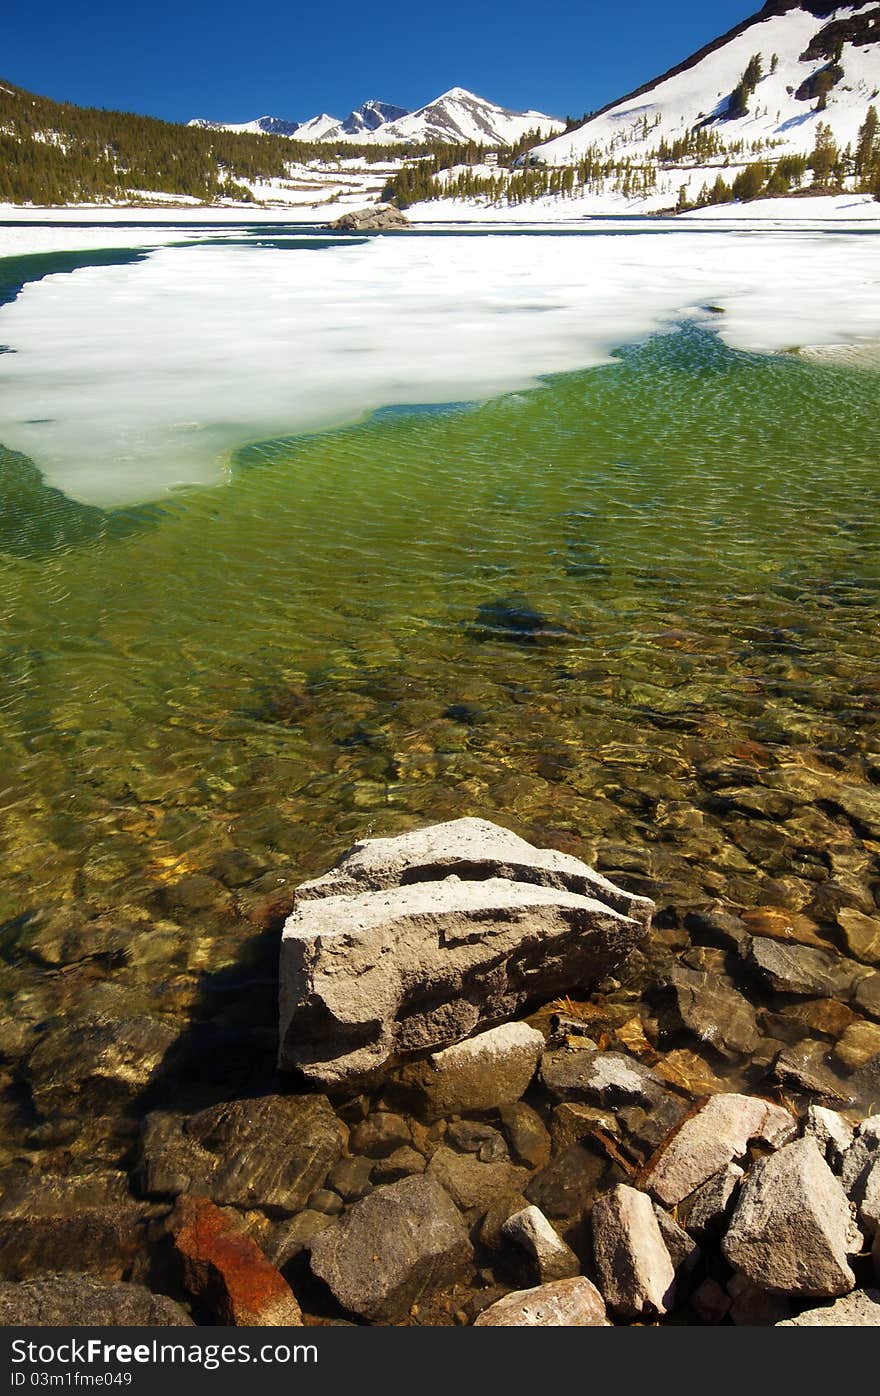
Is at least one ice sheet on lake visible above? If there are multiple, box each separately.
[0,228,878,506]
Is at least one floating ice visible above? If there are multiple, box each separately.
[0,226,878,506]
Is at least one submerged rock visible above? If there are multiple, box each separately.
[308,1174,473,1322]
[0,1172,149,1282]
[23,1014,178,1116]
[426,1146,529,1216]
[0,1274,193,1326]
[722,1138,856,1297]
[745,937,866,999]
[473,1276,609,1326]
[393,1022,543,1118]
[540,1049,664,1109]
[279,819,650,1088]
[140,1094,346,1215]
[499,1102,552,1169]
[170,1195,301,1326]
[655,964,759,1060]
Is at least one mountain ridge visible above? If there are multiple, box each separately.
[189,87,564,147]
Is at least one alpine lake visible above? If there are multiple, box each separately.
[0,219,879,1321]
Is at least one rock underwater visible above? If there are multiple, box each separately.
[278,818,652,1089]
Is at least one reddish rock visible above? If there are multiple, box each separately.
[170,1196,301,1326]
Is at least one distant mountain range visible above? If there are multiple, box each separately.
[189,88,565,147]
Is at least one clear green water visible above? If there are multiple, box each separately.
[0,312,879,1142]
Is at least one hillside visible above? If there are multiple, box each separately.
[0,80,430,206]
[410,1,880,213]
[536,1,879,164]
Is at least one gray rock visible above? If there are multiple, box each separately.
[295,817,653,922]
[855,973,880,1022]
[446,1120,508,1159]
[308,1174,473,1322]
[777,1288,880,1325]
[591,1184,676,1318]
[473,1276,609,1326]
[678,1162,743,1238]
[393,1022,544,1118]
[326,206,410,232]
[540,1050,664,1108]
[426,1146,528,1216]
[657,964,759,1059]
[499,1102,552,1169]
[803,1105,855,1170]
[501,1205,580,1283]
[279,819,649,1087]
[722,1137,856,1297]
[840,1115,880,1222]
[183,1094,347,1215]
[267,1210,336,1268]
[745,937,866,999]
[861,1157,880,1235]
[642,1093,796,1207]
[0,1274,193,1326]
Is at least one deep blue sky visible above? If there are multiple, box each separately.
[5,1,755,124]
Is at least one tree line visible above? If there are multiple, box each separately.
[0,79,414,204]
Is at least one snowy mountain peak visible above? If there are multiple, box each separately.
[339,99,410,136]
[372,88,564,145]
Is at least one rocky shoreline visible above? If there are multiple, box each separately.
[0,817,878,1327]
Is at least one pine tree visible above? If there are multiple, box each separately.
[855,106,879,183]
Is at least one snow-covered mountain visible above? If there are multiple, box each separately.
[338,100,410,136]
[188,114,302,137]
[534,1,880,165]
[188,88,563,147]
[361,88,564,145]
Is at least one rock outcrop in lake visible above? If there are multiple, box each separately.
[278,818,652,1087]
[325,207,410,232]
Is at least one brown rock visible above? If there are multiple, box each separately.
[499,1102,552,1169]
[838,910,880,966]
[0,1173,148,1282]
[170,1195,302,1325]
[832,1020,880,1073]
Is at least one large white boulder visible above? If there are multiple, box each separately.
[279,818,650,1088]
